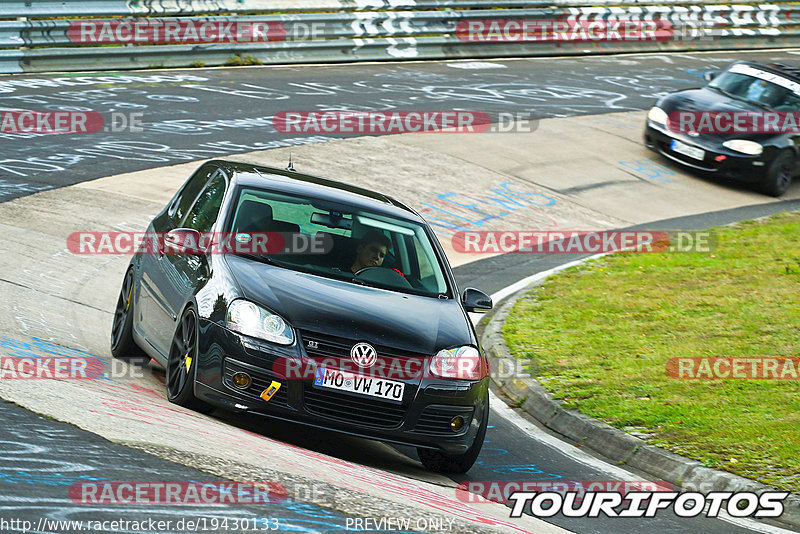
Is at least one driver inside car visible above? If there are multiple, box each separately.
[349,229,391,273]
[746,79,769,102]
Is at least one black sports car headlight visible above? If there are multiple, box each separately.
[722,139,763,156]
[647,106,668,126]
[226,299,294,345]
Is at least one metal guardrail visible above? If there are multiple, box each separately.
[1,1,798,73]
[0,0,780,17]
[0,7,794,49]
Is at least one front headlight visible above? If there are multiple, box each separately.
[722,139,763,156]
[226,300,294,345]
[429,346,489,380]
[647,106,669,126]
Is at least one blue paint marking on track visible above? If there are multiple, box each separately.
[618,159,676,183]
[489,464,564,478]
[0,336,112,382]
[420,181,558,236]
[0,471,107,486]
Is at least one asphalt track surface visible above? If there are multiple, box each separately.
[4,48,800,201]
[2,51,800,534]
[0,400,358,534]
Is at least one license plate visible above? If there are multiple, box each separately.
[314,367,405,403]
[670,139,705,160]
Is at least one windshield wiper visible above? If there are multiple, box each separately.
[240,253,277,265]
[708,84,734,98]
[709,85,771,109]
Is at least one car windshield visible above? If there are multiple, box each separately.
[227,187,451,298]
[708,63,800,110]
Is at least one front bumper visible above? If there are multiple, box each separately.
[193,319,489,455]
[644,122,768,183]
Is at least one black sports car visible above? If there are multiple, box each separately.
[110,160,493,473]
[644,60,800,196]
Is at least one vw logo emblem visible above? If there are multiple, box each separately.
[350,342,377,368]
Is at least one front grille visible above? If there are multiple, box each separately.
[413,405,475,435]
[303,384,407,428]
[299,330,427,361]
[224,359,289,409]
[299,329,424,429]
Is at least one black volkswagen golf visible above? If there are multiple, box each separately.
[110,160,493,473]
[644,60,800,196]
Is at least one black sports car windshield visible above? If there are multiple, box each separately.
[709,63,800,110]
[227,187,451,298]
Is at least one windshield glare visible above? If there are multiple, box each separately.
[228,187,450,298]
[709,64,800,110]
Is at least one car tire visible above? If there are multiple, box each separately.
[166,307,213,413]
[110,267,149,363]
[417,398,489,474]
[760,150,794,197]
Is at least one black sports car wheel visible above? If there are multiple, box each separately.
[166,307,212,412]
[110,267,148,362]
[760,150,794,197]
[417,397,489,474]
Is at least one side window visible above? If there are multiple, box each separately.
[182,174,227,233]
[168,165,216,225]
[776,93,800,111]
[414,237,435,280]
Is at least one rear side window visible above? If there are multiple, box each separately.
[182,174,227,233]
[168,165,216,225]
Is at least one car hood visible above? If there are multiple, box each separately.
[657,87,776,142]
[225,256,474,355]
[660,87,764,113]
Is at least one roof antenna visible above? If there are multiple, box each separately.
[286,153,296,172]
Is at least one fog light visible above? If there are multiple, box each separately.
[450,415,465,432]
[232,372,252,389]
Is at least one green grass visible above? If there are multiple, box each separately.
[503,211,800,493]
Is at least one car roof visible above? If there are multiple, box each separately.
[207,159,424,222]
[734,60,800,83]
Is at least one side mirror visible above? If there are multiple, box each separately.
[462,287,492,313]
[164,228,205,256]
[703,70,719,83]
